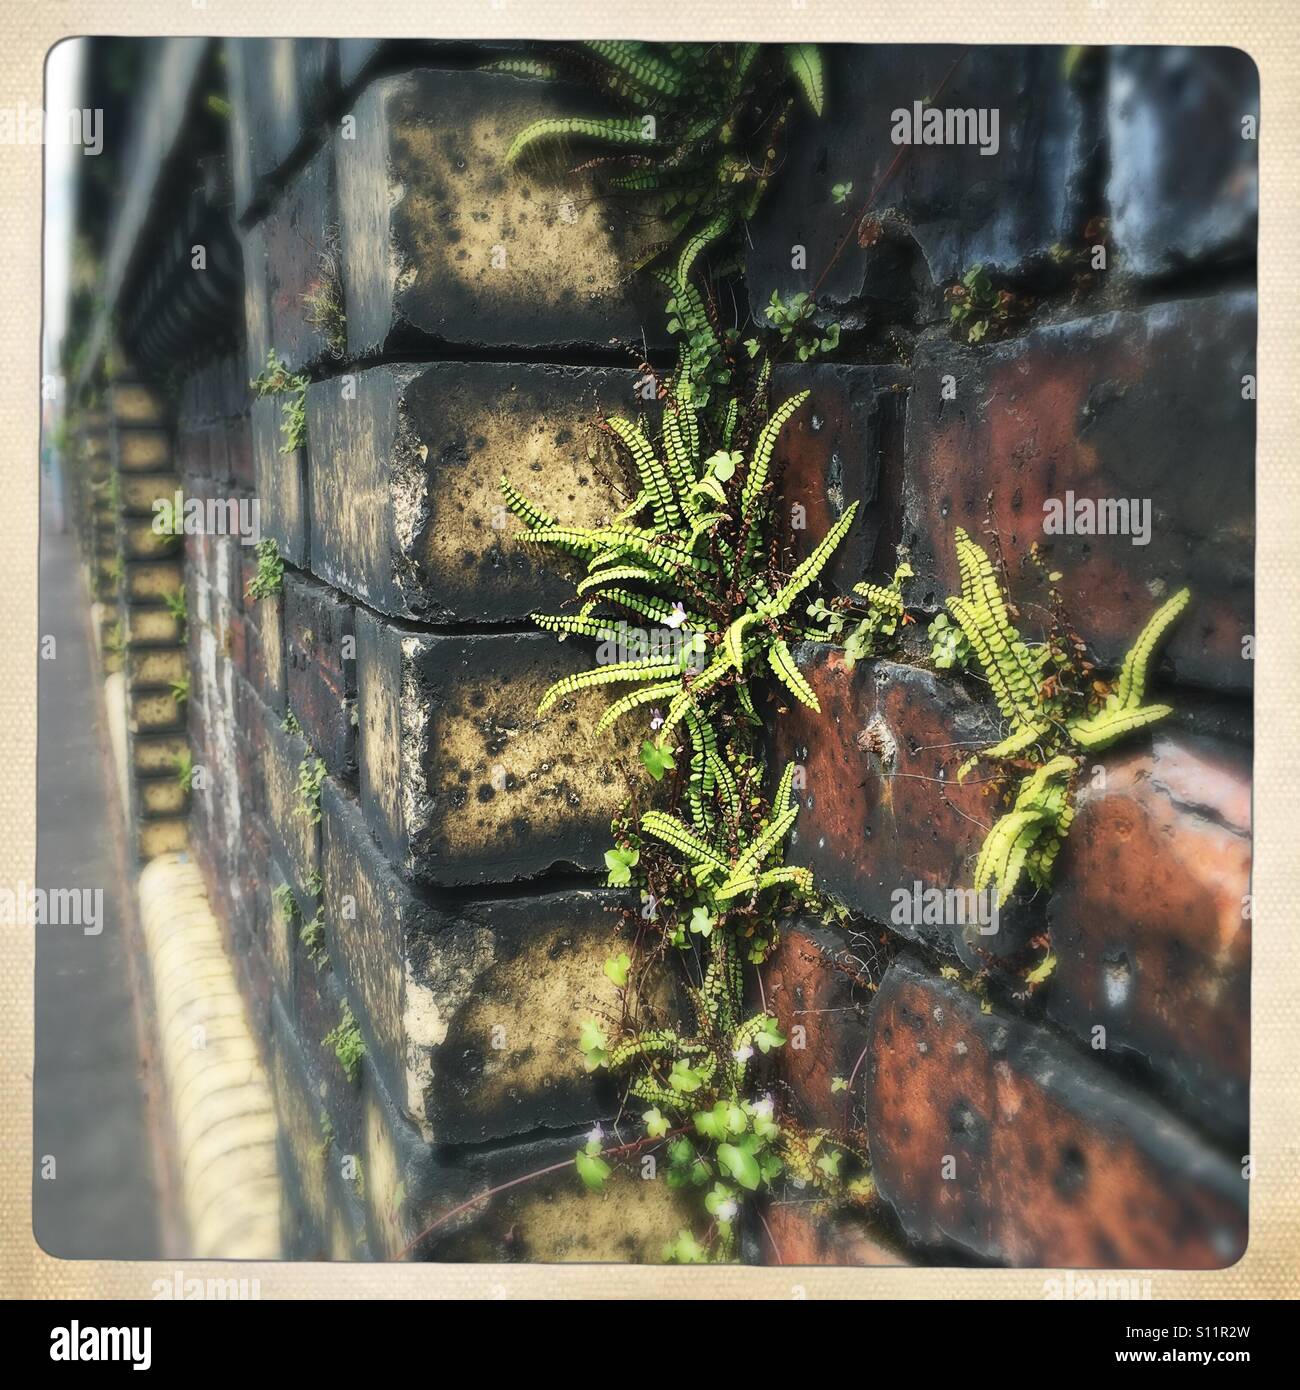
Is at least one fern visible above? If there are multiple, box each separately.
[494,41,826,288]
[505,116,653,166]
[939,529,1189,904]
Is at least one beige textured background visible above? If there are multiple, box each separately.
[2,1,1295,1300]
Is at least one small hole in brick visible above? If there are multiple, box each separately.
[1054,1143,1088,1199]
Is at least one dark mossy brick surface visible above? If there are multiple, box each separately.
[359,1063,693,1262]
[320,780,632,1145]
[747,45,1088,310]
[355,609,627,888]
[260,692,321,904]
[261,139,340,373]
[337,68,668,356]
[1108,47,1258,278]
[228,39,335,216]
[251,395,308,570]
[902,293,1256,692]
[284,570,355,777]
[268,993,331,1251]
[867,955,1247,1269]
[307,361,633,621]
[771,363,908,592]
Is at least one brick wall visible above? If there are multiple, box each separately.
[171,40,1254,1266]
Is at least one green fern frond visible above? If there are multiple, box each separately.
[499,475,554,531]
[768,638,819,711]
[583,40,685,99]
[594,680,679,734]
[607,416,681,529]
[505,117,655,165]
[742,391,809,519]
[764,503,858,618]
[483,59,559,80]
[773,759,798,815]
[756,865,814,894]
[1114,587,1190,709]
[538,658,684,715]
[851,580,905,615]
[575,564,664,596]
[784,44,825,116]
[1069,702,1174,751]
[530,613,626,641]
[640,811,730,874]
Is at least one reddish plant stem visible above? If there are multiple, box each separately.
[810,47,971,302]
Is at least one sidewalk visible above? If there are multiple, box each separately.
[34,495,163,1259]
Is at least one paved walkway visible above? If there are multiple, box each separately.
[34,498,164,1259]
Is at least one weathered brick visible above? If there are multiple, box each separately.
[747,45,1088,307]
[242,221,273,381]
[1046,733,1251,1138]
[284,571,355,777]
[866,955,1247,1267]
[769,651,1038,969]
[111,382,167,427]
[122,516,182,562]
[761,1203,909,1268]
[139,777,188,818]
[244,581,286,716]
[251,395,308,569]
[114,428,171,473]
[306,361,630,620]
[771,363,908,592]
[1108,47,1258,278]
[355,609,627,887]
[337,68,665,356]
[261,695,321,903]
[902,293,1256,691]
[265,865,296,1001]
[126,646,186,691]
[260,140,341,372]
[322,779,634,1143]
[120,473,176,517]
[228,39,335,217]
[124,560,184,604]
[227,414,256,492]
[763,921,882,1134]
[136,818,189,860]
[268,994,330,1243]
[129,688,186,734]
[123,605,183,648]
[360,1065,691,1262]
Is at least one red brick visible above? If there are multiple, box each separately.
[761,1202,909,1267]
[769,652,1036,968]
[902,294,1255,693]
[763,921,882,1134]
[1047,733,1251,1137]
[866,956,1246,1268]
